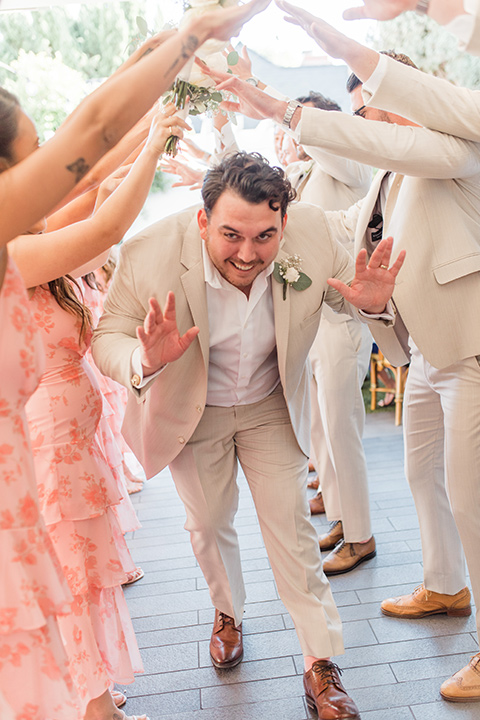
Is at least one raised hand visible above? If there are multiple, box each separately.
[145,103,191,156]
[327,237,406,314]
[275,0,351,59]
[136,293,199,375]
[343,0,417,21]
[160,156,205,190]
[195,0,272,43]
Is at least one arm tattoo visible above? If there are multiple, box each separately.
[66,157,90,183]
[164,35,199,77]
[136,47,154,62]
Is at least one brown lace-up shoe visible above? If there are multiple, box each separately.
[441,653,480,702]
[310,491,325,515]
[304,660,361,719]
[209,609,243,668]
[308,475,320,490]
[319,520,344,551]
[323,537,376,576]
[381,584,471,619]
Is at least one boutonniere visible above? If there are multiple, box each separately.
[273,254,312,300]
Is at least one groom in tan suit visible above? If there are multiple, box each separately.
[92,152,402,720]
[219,0,480,703]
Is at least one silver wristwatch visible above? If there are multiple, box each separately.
[245,77,259,87]
[415,0,430,14]
[282,100,302,128]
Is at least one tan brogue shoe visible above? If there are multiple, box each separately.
[310,491,325,515]
[304,660,361,719]
[440,653,480,702]
[209,609,243,669]
[319,520,344,551]
[381,584,471,619]
[308,475,320,490]
[323,537,376,576]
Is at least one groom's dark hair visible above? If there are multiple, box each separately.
[202,151,296,220]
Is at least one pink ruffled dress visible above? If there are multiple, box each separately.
[25,282,143,710]
[0,256,80,720]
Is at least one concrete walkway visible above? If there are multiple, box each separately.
[120,410,477,720]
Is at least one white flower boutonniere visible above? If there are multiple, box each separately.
[273,254,312,300]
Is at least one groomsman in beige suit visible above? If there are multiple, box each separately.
[219,2,480,702]
[92,152,403,720]
[284,92,376,576]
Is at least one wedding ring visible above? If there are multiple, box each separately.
[380,264,388,270]
[169,126,173,135]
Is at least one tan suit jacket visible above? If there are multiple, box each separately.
[298,106,480,369]
[92,203,375,479]
[362,53,480,142]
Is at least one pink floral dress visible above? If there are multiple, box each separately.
[0,256,80,720]
[82,278,140,533]
[25,283,143,710]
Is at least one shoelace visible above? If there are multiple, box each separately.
[311,661,344,691]
[217,612,235,630]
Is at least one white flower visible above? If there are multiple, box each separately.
[189,0,220,7]
[284,267,301,284]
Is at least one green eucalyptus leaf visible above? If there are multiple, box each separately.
[136,16,149,37]
[273,263,284,284]
[292,272,312,291]
[227,50,239,66]
[211,91,223,102]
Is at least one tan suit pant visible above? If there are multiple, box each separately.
[169,386,344,659]
[404,343,480,636]
[309,315,373,542]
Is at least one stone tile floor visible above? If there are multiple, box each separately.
[120,412,478,720]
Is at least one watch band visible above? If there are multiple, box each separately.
[415,0,430,14]
[282,100,302,128]
[245,76,259,87]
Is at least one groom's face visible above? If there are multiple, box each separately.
[198,189,287,298]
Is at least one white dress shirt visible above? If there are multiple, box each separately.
[132,242,280,406]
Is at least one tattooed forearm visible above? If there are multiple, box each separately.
[164,35,199,77]
[137,46,154,62]
[66,158,90,184]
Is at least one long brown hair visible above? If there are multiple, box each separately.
[46,276,93,344]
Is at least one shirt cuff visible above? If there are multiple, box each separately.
[362,53,388,102]
[358,299,395,323]
[131,347,166,389]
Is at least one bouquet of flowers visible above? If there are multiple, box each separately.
[134,0,241,156]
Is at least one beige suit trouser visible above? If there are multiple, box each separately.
[169,386,344,659]
[309,315,373,542]
[404,343,480,636]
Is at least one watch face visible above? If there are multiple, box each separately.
[246,77,258,86]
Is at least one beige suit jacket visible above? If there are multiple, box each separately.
[362,53,480,143]
[92,202,374,478]
[297,106,480,369]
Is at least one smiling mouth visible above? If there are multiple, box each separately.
[230,260,256,272]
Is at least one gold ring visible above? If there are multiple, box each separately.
[380,264,388,270]
[169,126,173,135]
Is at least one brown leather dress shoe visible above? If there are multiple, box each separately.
[209,609,243,668]
[308,475,320,490]
[440,652,480,702]
[304,660,361,719]
[310,491,325,515]
[323,537,376,576]
[381,583,471,618]
[319,520,344,551]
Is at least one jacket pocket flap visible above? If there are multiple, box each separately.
[433,254,480,285]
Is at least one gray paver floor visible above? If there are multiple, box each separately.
[119,411,478,720]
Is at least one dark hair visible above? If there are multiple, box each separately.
[202,151,296,219]
[346,50,418,93]
[0,87,20,166]
[296,91,341,113]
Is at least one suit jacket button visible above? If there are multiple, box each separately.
[178,436,186,444]
[131,373,141,387]
[196,405,202,413]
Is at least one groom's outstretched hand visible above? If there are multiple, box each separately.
[328,237,405,314]
[137,292,199,376]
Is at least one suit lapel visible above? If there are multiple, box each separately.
[180,214,209,368]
